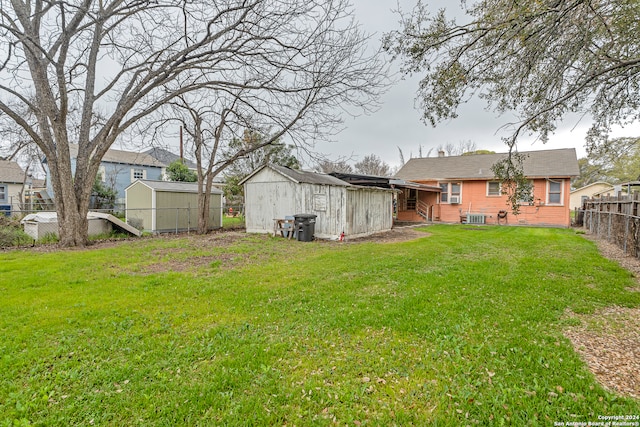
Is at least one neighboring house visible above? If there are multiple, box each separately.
[241,164,395,240]
[144,147,228,191]
[394,148,580,227]
[44,144,166,208]
[591,181,640,199]
[570,182,614,211]
[125,179,223,233]
[0,160,27,214]
[145,147,197,170]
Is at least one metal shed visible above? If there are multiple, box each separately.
[241,165,395,240]
[125,180,223,233]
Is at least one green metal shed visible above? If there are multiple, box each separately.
[125,179,223,233]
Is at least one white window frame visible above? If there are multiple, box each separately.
[0,184,6,202]
[546,179,564,205]
[439,183,448,203]
[131,168,146,182]
[487,181,501,197]
[439,182,462,204]
[98,165,106,182]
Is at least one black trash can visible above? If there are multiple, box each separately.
[294,214,317,242]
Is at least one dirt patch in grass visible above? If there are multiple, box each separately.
[345,226,430,244]
[143,231,259,273]
[562,232,640,399]
[564,306,640,399]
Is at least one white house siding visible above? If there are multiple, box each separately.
[569,182,613,211]
[0,183,25,213]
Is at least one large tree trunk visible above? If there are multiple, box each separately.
[45,141,102,247]
[196,174,215,234]
[46,152,91,247]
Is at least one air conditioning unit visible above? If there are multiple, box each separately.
[449,196,460,204]
[467,214,486,224]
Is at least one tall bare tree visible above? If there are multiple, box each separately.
[313,158,354,174]
[0,0,386,246]
[354,154,392,176]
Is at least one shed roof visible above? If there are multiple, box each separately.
[395,148,580,181]
[127,179,222,194]
[331,172,441,192]
[69,144,166,168]
[0,160,26,184]
[241,164,352,187]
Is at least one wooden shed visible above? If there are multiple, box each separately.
[125,180,223,233]
[241,165,395,240]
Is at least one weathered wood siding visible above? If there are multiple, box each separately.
[245,175,348,239]
[244,167,393,239]
[244,167,299,234]
[293,183,347,239]
[345,188,393,238]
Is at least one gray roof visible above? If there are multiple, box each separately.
[272,165,352,186]
[69,144,166,168]
[145,147,197,169]
[242,164,352,187]
[0,160,26,183]
[130,179,222,194]
[395,148,580,181]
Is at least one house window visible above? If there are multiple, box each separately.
[98,165,106,182]
[439,183,448,203]
[440,182,461,203]
[548,179,563,204]
[131,168,146,182]
[0,185,6,202]
[517,180,534,204]
[487,181,501,196]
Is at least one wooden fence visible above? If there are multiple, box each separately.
[578,192,640,258]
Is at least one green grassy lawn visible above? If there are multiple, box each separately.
[1,225,638,426]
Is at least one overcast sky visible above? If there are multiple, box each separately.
[312,0,637,169]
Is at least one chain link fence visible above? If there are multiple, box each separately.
[3,203,245,240]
